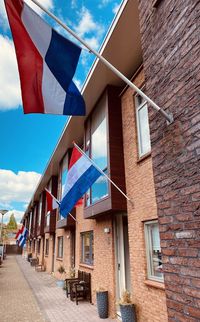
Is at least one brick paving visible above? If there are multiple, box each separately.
[0,255,117,322]
[0,255,45,322]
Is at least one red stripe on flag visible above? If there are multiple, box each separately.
[69,147,83,207]
[5,0,44,113]
[46,191,53,212]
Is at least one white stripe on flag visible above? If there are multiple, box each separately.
[62,155,91,197]
[52,198,59,209]
[42,63,66,114]
[21,3,51,58]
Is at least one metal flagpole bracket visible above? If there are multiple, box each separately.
[159,109,174,125]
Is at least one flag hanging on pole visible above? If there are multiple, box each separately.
[16,225,28,247]
[15,227,22,240]
[68,147,83,207]
[4,0,85,116]
[60,146,102,217]
[45,189,60,212]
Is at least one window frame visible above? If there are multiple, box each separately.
[135,92,151,158]
[57,236,63,259]
[58,152,69,221]
[37,239,41,254]
[37,194,43,227]
[84,95,109,207]
[144,220,164,283]
[45,180,52,227]
[45,238,49,256]
[81,231,94,266]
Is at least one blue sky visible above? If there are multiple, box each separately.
[0,0,121,223]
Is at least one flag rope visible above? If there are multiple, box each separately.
[30,0,173,124]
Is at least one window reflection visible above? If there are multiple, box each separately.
[86,96,108,206]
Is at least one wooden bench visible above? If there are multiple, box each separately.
[69,271,91,305]
[35,258,46,272]
[65,270,83,298]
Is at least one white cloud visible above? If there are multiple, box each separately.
[0,0,54,31]
[84,37,99,50]
[74,7,105,49]
[112,3,120,15]
[0,169,41,206]
[2,210,24,224]
[98,0,112,9]
[0,35,21,110]
[74,78,83,91]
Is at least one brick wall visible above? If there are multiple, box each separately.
[75,206,116,318]
[138,0,200,320]
[44,233,55,273]
[121,68,168,322]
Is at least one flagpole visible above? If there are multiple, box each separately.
[74,142,133,205]
[45,189,78,222]
[30,0,173,124]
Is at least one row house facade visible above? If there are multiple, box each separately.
[22,0,199,321]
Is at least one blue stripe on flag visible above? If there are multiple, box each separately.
[60,165,102,217]
[45,29,81,91]
[20,237,26,248]
[63,81,85,115]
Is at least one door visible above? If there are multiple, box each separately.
[115,214,131,314]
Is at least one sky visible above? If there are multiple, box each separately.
[0,0,121,224]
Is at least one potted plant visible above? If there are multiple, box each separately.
[96,287,108,319]
[56,265,66,287]
[119,290,137,322]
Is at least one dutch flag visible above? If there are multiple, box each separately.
[60,145,102,217]
[4,0,85,116]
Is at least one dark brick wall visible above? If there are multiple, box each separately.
[138,0,200,321]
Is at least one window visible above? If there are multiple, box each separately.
[135,93,151,157]
[45,180,52,227]
[144,221,163,282]
[85,95,108,206]
[37,239,41,254]
[57,236,63,258]
[37,194,42,227]
[81,231,94,265]
[45,239,49,256]
[58,153,69,220]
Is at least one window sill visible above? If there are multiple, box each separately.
[79,263,94,270]
[144,279,165,290]
[45,254,49,257]
[56,257,63,261]
[137,151,151,163]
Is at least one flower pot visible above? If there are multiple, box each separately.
[56,280,65,288]
[96,291,108,319]
[120,304,136,322]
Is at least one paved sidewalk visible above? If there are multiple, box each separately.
[0,255,45,322]
[1,255,117,322]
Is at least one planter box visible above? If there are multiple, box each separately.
[120,304,136,322]
[96,291,108,319]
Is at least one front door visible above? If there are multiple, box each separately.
[115,214,131,313]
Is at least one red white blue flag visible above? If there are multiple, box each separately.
[4,0,85,116]
[16,225,28,248]
[60,146,102,217]
[45,189,60,212]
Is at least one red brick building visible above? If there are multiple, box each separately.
[22,0,199,321]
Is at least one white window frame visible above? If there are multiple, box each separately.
[144,220,164,282]
[135,93,151,158]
